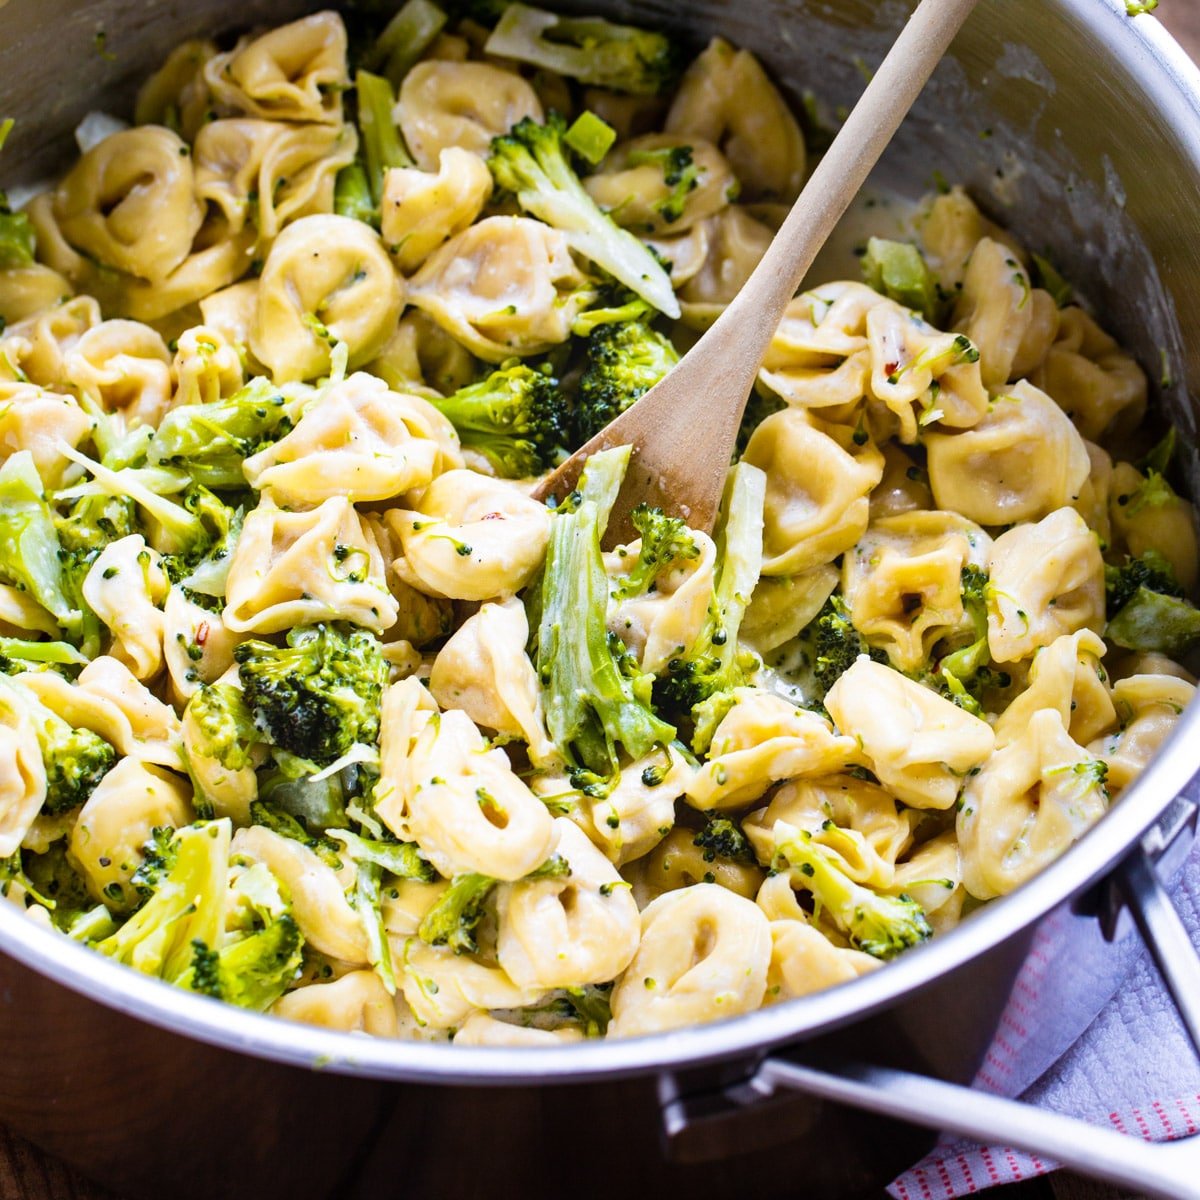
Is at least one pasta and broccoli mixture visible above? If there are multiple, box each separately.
[0,1,1194,1045]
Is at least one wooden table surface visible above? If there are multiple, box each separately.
[3,4,1198,1200]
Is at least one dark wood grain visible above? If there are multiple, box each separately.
[3,6,1197,1200]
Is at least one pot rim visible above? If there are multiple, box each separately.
[0,0,1197,1087]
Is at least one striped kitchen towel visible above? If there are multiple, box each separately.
[891,839,1200,1197]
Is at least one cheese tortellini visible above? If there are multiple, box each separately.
[251,215,404,382]
[0,3,1190,1050]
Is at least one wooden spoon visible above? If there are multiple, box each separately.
[532,0,980,538]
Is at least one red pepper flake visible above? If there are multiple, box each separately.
[195,621,210,646]
[884,361,900,376]
[480,512,505,521]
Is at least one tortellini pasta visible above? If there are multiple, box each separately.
[0,383,93,487]
[743,409,884,576]
[1089,673,1196,793]
[606,528,717,674]
[825,658,995,810]
[64,320,174,431]
[765,919,880,1003]
[231,824,368,963]
[49,126,204,284]
[958,709,1109,899]
[685,689,860,811]
[193,118,357,246]
[407,217,589,362]
[224,496,398,634]
[251,215,404,383]
[243,372,449,505]
[676,206,775,330]
[380,148,494,274]
[986,507,1105,663]
[496,819,641,990]
[608,885,772,1038]
[924,380,1092,526]
[666,38,805,202]
[841,511,990,674]
[428,598,554,763]
[0,687,47,858]
[1030,307,1148,441]
[375,679,554,881]
[386,470,551,601]
[69,756,191,910]
[397,61,543,171]
[204,13,350,126]
[584,135,737,235]
[82,536,170,681]
[273,970,399,1037]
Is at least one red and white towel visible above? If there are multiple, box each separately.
[891,842,1200,1197]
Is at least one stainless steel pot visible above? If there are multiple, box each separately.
[1,2,1199,1197]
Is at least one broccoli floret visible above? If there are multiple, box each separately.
[256,749,354,836]
[928,564,1014,713]
[485,3,682,95]
[1101,551,1200,656]
[861,237,943,323]
[418,872,498,956]
[0,636,88,676]
[20,842,93,933]
[429,361,568,478]
[181,857,304,1009]
[1107,589,1200,657]
[655,464,765,750]
[1105,550,1183,615]
[58,443,231,564]
[149,377,294,490]
[623,144,699,226]
[418,855,570,955]
[98,820,232,982]
[575,318,679,444]
[811,595,869,696]
[774,824,932,959]
[612,504,699,600]
[0,677,115,814]
[327,828,434,881]
[159,486,239,584]
[185,682,258,773]
[563,983,613,1036]
[535,445,677,779]
[488,113,679,317]
[235,624,388,767]
[693,816,754,864]
[0,452,78,631]
[55,492,138,555]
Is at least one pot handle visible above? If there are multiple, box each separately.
[660,822,1200,1199]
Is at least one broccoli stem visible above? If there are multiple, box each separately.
[369,0,448,87]
[775,825,932,959]
[356,859,396,994]
[334,160,378,225]
[536,446,677,777]
[356,69,413,207]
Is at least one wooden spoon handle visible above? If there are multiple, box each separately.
[701,0,981,395]
[532,0,979,535]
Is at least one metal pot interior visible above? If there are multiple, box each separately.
[0,0,1197,1082]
